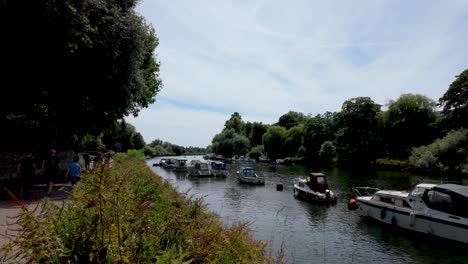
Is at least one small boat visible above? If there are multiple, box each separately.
[187,160,211,177]
[353,183,468,244]
[173,159,188,172]
[163,158,176,169]
[210,161,228,177]
[293,172,337,203]
[237,167,265,184]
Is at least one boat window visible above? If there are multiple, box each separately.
[403,200,411,208]
[423,190,461,216]
[372,195,395,204]
[316,177,325,184]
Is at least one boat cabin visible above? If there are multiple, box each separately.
[307,173,329,193]
[422,184,468,218]
[211,161,226,171]
[241,167,256,177]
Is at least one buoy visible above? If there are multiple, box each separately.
[347,198,358,209]
[276,182,284,191]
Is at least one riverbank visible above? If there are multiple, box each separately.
[1,154,279,263]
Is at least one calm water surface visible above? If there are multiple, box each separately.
[148,156,468,264]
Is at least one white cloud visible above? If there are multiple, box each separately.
[133,0,468,147]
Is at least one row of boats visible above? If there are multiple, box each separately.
[154,158,229,177]
[154,158,267,184]
[153,159,468,244]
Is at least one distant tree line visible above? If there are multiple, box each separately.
[209,69,468,177]
[144,140,207,157]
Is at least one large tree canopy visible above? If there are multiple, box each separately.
[1,0,161,149]
[336,97,381,166]
[278,111,307,129]
[385,94,437,158]
[439,69,468,129]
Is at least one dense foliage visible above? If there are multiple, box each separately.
[208,69,468,177]
[0,0,162,150]
[145,139,207,157]
[439,69,468,129]
[409,129,468,176]
[1,154,276,263]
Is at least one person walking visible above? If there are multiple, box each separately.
[83,152,90,171]
[42,149,60,197]
[65,155,81,186]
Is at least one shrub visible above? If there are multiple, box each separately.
[409,129,468,175]
[1,154,278,263]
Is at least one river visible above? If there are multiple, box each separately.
[147,156,468,264]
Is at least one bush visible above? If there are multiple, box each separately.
[1,154,278,263]
[409,129,468,175]
[375,158,409,171]
[126,149,145,160]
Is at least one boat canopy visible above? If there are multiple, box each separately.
[434,184,468,198]
[423,184,468,218]
[308,173,329,193]
[242,167,256,177]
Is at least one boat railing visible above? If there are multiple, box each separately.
[352,187,380,197]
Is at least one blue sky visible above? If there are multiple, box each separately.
[126,0,468,147]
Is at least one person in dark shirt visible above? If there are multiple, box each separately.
[83,153,90,171]
[41,149,60,196]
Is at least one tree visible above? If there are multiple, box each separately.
[131,133,146,150]
[102,120,144,151]
[385,94,437,158]
[0,0,162,149]
[211,129,250,157]
[224,112,244,133]
[319,141,337,167]
[303,113,337,162]
[243,122,268,147]
[335,97,381,166]
[439,69,468,129]
[262,126,286,160]
[283,125,305,157]
[247,145,264,161]
[278,111,307,129]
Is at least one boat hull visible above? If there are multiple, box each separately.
[357,198,468,244]
[237,176,265,184]
[293,186,337,204]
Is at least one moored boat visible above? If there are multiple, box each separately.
[210,161,228,177]
[237,167,265,184]
[173,159,188,172]
[187,160,211,176]
[353,183,468,244]
[293,172,337,203]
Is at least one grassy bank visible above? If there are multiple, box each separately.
[1,154,280,263]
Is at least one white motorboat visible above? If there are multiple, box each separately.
[187,160,211,176]
[293,172,337,204]
[237,167,264,184]
[173,159,188,172]
[353,183,468,244]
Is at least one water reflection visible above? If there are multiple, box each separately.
[148,156,468,264]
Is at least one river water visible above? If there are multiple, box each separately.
[147,156,468,264]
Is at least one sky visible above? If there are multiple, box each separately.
[126,0,468,148]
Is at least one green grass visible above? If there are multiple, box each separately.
[1,154,281,263]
